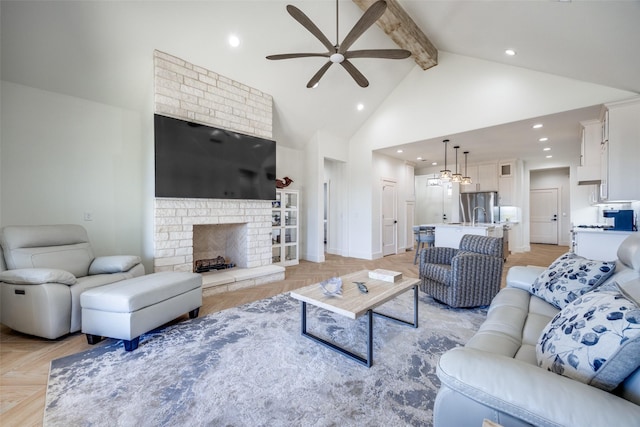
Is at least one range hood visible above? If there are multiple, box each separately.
[578,179,601,186]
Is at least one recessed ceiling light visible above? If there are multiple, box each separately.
[539,137,549,142]
[228,34,240,48]
[397,149,403,153]
[532,123,543,129]
[357,103,364,111]
[546,155,553,159]
[543,147,551,151]
[416,156,422,160]
[505,49,517,56]
[432,162,438,166]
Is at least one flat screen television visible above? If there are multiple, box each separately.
[154,114,276,200]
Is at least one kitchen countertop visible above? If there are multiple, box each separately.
[424,223,498,229]
[572,228,636,235]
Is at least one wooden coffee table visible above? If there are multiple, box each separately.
[289,270,420,367]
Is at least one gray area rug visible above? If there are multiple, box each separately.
[45,289,487,426]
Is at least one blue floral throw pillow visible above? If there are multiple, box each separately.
[530,252,615,309]
[536,282,640,391]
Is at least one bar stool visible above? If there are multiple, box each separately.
[413,225,435,264]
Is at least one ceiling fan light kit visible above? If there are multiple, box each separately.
[266,0,411,88]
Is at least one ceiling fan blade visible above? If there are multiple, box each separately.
[307,61,333,88]
[340,60,369,88]
[346,49,412,59]
[286,5,336,53]
[338,0,387,54]
[267,53,330,60]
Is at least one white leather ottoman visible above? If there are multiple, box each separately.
[81,272,202,350]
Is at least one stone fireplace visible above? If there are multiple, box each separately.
[152,51,284,294]
[153,198,284,294]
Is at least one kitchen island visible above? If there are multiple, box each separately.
[424,223,504,249]
[572,228,636,261]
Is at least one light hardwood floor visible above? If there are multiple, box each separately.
[0,244,567,426]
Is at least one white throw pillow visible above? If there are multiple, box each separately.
[530,252,615,309]
[536,282,640,391]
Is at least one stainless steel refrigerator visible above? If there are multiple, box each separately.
[459,191,499,224]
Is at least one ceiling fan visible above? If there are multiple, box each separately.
[266,0,412,88]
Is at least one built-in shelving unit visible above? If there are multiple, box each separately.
[272,189,299,266]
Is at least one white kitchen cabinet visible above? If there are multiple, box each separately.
[600,139,609,200]
[461,162,498,193]
[573,229,635,261]
[498,175,513,206]
[599,99,640,202]
[577,119,602,183]
[272,189,299,266]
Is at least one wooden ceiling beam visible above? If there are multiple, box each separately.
[352,0,437,70]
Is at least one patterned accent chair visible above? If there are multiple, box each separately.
[419,234,503,308]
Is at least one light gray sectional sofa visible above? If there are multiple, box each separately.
[434,233,640,427]
[0,224,145,339]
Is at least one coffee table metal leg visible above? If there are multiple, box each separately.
[300,301,373,367]
[299,286,418,368]
[373,285,419,328]
[366,309,373,366]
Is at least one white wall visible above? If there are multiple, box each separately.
[371,152,413,258]
[276,143,305,260]
[346,52,636,259]
[1,81,148,267]
[304,130,349,262]
[354,53,635,151]
[324,158,347,256]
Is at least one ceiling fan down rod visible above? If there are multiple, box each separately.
[336,0,339,50]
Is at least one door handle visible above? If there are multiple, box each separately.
[394,220,398,224]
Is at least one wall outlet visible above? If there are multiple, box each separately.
[83,212,93,221]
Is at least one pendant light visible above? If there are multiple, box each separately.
[462,151,472,185]
[440,139,452,181]
[452,145,462,183]
[427,173,441,187]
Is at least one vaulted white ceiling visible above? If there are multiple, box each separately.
[2,1,638,167]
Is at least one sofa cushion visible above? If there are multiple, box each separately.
[531,252,616,309]
[536,282,640,391]
[0,268,77,285]
[618,232,640,271]
[506,265,546,291]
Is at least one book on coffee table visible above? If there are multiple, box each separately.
[368,269,402,283]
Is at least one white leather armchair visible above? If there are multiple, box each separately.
[0,224,144,339]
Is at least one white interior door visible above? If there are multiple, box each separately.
[530,188,559,244]
[382,180,397,256]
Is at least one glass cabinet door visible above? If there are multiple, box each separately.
[272,189,299,266]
